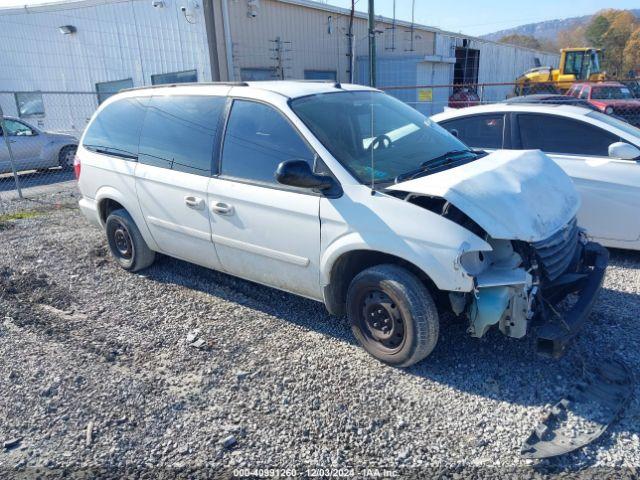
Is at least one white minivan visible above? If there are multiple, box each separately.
[76,81,608,366]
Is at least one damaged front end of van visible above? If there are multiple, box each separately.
[389,149,609,357]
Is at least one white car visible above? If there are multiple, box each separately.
[76,82,607,366]
[432,103,640,250]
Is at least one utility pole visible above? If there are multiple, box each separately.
[368,0,376,87]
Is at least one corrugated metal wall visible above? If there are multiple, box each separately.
[224,0,435,83]
[438,35,560,102]
[0,0,211,133]
[0,0,560,132]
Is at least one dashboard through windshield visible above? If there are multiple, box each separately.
[290,91,474,184]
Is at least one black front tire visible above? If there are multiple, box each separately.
[347,264,439,367]
[105,209,155,272]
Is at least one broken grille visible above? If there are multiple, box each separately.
[532,217,579,282]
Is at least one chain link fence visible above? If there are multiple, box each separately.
[380,78,640,121]
[2,79,640,212]
[0,91,99,211]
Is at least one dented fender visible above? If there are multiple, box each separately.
[319,185,491,293]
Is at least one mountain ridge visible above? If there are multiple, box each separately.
[481,9,640,42]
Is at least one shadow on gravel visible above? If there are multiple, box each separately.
[144,255,583,404]
[609,247,640,269]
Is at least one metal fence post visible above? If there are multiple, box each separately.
[0,104,23,199]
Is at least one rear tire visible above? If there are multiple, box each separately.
[347,264,439,367]
[58,145,77,171]
[105,209,155,272]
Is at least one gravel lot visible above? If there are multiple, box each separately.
[1,196,639,478]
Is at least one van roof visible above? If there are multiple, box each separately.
[122,80,378,99]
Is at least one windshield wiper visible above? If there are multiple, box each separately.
[394,149,480,183]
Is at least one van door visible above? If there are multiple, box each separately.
[207,99,322,299]
[135,95,226,270]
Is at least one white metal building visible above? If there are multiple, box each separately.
[0,0,559,133]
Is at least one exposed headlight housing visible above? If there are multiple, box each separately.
[458,250,489,276]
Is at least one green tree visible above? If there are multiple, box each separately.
[585,15,610,46]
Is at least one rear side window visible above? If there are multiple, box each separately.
[138,95,225,175]
[440,114,504,149]
[83,97,148,159]
[220,100,315,185]
[517,113,618,156]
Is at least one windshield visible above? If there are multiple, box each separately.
[564,50,601,79]
[591,86,633,100]
[587,110,640,138]
[290,91,472,184]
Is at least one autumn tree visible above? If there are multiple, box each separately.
[557,25,588,48]
[557,9,640,76]
[623,28,640,75]
[601,10,638,75]
[498,34,541,50]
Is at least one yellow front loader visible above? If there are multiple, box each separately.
[515,48,607,96]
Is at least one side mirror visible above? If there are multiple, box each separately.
[275,160,334,190]
[449,129,459,138]
[608,141,640,160]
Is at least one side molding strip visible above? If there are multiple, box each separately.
[147,216,211,241]
[212,234,310,267]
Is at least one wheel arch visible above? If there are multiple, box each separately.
[322,248,444,317]
[95,187,159,251]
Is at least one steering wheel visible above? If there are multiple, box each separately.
[367,134,392,151]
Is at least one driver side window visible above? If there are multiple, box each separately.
[2,120,34,137]
[220,100,315,186]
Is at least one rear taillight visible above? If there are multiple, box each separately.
[73,154,81,180]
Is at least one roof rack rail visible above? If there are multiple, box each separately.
[282,79,343,88]
[121,81,249,92]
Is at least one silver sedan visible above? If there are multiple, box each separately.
[0,117,78,174]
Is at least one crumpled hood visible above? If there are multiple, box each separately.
[388,149,580,242]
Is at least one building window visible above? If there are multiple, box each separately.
[96,78,134,105]
[240,68,277,81]
[151,70,198,86]
[304,70,337,81]
[15,92,45,117]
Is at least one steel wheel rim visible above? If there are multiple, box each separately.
[360,289,405,353]
[113,221,134,259]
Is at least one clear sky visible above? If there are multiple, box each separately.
[324,0,640,36]
[0,0,638,36]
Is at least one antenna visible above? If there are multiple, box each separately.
[370,92,375,195]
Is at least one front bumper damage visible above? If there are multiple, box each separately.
[458,236,609,358]
[535,242,609,358]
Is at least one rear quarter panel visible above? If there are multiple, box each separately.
[77,145,159,252]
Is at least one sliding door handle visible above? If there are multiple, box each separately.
[184,196,205,209]
[211,202,234,215]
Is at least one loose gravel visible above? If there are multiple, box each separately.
[0,198,639,478]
